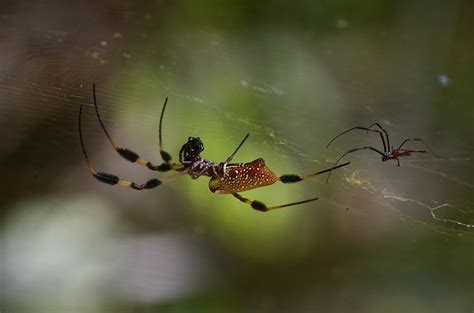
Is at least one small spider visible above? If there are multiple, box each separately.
[79,84,350,212]
[325,122,443,182]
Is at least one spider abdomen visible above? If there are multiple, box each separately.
[392,149,411,158]
[209,158,278,193]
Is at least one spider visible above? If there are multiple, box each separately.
[325,122,443,182]
[79,84,350,212]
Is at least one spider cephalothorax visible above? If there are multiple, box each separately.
[382,152,391,161]
[179,137,204,163]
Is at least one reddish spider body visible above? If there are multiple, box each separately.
[181,146,278,193]
[385,149,411,160]
[209,158,278,193]
[79,84,350,212]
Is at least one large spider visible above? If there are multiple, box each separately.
[325,122,442,182]
[79,84,350,212]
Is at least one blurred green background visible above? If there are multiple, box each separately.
[1,1,473,312]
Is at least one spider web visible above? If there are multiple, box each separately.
[2,2,474,312]
[1,22,473,235]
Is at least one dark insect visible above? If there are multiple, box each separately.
[79,84,350,212]
[325,122,443,182]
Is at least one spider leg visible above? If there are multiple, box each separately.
[224,133,250,164]
[279,161,351,183]
[231,192,318,212]
[326,146,385,183]
[327,126,387,152]
[402,150,439,163]
[397,138,443,158]
[89,84,183,172]
[191,168,208,179]
[368,123,390,152]
[158,96,181,166]
[79,105,186,190]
